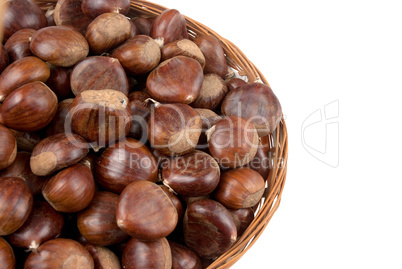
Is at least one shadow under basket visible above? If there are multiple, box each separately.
[33,0,289,268]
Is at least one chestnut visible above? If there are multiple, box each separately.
[193,108,222,150]
[214,167,265,209]
[54,0,92,34]
[229,208,255,237]
[94,138,158,193]
[221,82,283,136]
[132,17,153,36]
[46,66,74,101]
[2,0,47,40]
[30,133,89,176]
[0,177,33,236]
[77,191,129,246]
[45,98,74,137]
[111,35,161,76]
[85,244,121,269]
[225,77,248,92]
[0,237,15,269]
[191,73,228,110]
[161,39,206,68]
[45,7,56,26]
[70,89,132,151]
[9,130,41,152]
[24,238,94,268]
[42,163,95,213]
[85,13,131,54]
[0,44,9,74]
[0,81,58,132]
[129,19,140,38]
[3,29,36,62]
[0,56,50,102]
[30,26,89,67]
[151,9,188,44]
[162,150,220,197]
[122,237,172,269]
[70,56,129,96]
[127,91,151,139]
[183,198,237,259]
[148,102,202,156]
[160,185,185,221]
[6,200,64,251]
[0,124,17,170]
[169,241,202,269]
[194,35,228,79]
[116,181,178,240]
[82,0,130,18]
[146,56,203,104]
[246,141,270,180]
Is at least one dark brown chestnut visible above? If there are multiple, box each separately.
[194,35,228,79]
[132,17,153,36]
[148,102,202,156]
[146,56,203,104]
[207,115,259,169]
[221,82,283,136]
[0,177,33,236]
[225,77,248,92]
[77,191,129,246]
[2,0,47,40]
[0,237,15,269]
[111,35,161,76]
[70,56,129,96]
[183,198,237,259]
[24,238,94,268]
[3,29,36,62]
[9,130,41,152]
[82,0,130,18]
[162,150,220,197]
[42,163,95,213]
[161,39,205,68]
[70,89,132,151]
[122,237,172,269]
[127,91,151,139]
[94,138,158,193]
[0,44,9,74]
[191,73,228,110]
[169,240,202,269]
[30,133,89,176]
[116,181,178,240]
[151,9,188,44]
[85,13,131,54]
[54,0,92,34]
[45,99,74,137]
[85,244,121,269]
[30,26,89,67]
[228,208,255,237]
[46,66,74,101]
[0,124,17,170]
[6,200,64,251]
[0,56,50,102]
[0,81,58,132]
[214,167,265,209]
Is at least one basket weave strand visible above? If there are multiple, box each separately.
[31,1,288,268]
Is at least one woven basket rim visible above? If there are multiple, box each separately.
[30,1,289,268]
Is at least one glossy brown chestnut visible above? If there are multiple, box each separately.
[151,9,188,44]
[45,98,74,137]
[2,0,46,40]
[6,200,64,251]
[85,13,131,54]
[70,89,132,150]
[148,102,202,156]
[24,238,94,268]
[122,237,172,269]
[127,91,151,139]
[54,0,92,34]
[169,241,202,269]
[0,56,50,102]
[9,130,41,152]
[146,56,203,104]
[77,191,129,246]
[161,39,206,68]
[225,77,248,92]
[207,116,259,169]
[116,181,178,240]
[0,124,17,170]
[162,150,220,197]
[3,29,35,62]
[30,26,89,67]
[46,66,74,100]
[42,163,95,213]
[0,177,33,236]
[221,82,283,136]
[30,133,89,176]
[94,138,158,193]
[229,207,255,237]
[70,56,129,96]
[0,152,46,196]
[0,81,58,132]
[132,17,153,36]
[183,198,237,259]
[82,0,130,18]
[194,35,228,78]
[160,185,185,221]
[0,237,15,269]
[111,35,161,76]
[191,73,228,110]
[85,244,121,269]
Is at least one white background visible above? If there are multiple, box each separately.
[155,0,402,268]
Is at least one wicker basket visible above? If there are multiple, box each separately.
[30,1,288,268]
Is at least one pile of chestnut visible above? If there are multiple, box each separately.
[0,0,283,268]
